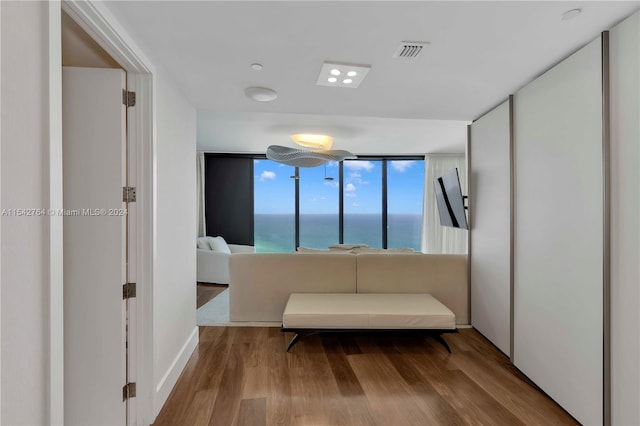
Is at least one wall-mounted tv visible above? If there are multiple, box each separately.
[434,168,468,230]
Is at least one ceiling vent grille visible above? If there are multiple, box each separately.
[392,41,430,59]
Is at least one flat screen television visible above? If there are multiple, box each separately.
[434,168,468,230]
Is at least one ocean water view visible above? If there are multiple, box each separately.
[254,214,422,253]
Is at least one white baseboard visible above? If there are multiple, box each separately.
[153,326,199,418]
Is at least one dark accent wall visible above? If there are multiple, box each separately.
[204,155,254,245]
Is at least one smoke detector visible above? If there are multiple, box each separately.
[392,41,430,59]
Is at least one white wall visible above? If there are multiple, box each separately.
[470,100,511,356]
[0,2,48,424]
[610,11,639,426]
[153,69,197,417]
[1,2,198,423]
[513,37,604,425]
[0,2,3,417]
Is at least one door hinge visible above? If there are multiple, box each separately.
[123,283,136,299]
[123,186,136,203]
[122,89,136,107]
[122,382,137,401]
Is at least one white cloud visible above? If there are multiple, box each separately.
[327,161,339,168]
[345,193,357,198]
[391,160,416,172]
[324,181,339,189]
[259,170,276,181]
[345,183,357,192]
[352,202,360,207]
[344,161,375,172]
[348,171,369,185]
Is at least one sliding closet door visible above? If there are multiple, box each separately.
[470,100,511,356]
[513,36,604,425]
[610,12,639,425]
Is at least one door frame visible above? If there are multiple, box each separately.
[51,2,155,424]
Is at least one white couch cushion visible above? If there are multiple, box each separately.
[207,236,231,254]
[282,293,456,330]
[197,237,211,250]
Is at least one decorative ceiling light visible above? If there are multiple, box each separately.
[291,134,333,150]
[266,145,356,168]
[316,62,371,88]
[244,86,277,102]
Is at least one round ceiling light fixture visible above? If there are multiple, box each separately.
[251,63,263,71]
[561,8,581,20]
[244,86,278,102]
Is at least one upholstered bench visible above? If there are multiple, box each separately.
[281,293,457,352]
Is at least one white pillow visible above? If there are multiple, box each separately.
[328,244,368,251]
[296,247,331,253]
[207,236,231,254]
[197,237,212,250]
[355,247,417,254]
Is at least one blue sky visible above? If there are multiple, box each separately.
[254,159,424,214]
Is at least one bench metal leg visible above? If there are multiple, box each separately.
[286,332,317,352]
[433,333,452,353]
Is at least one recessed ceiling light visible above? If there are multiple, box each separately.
[316,62,371,89]
[251,63,263,71]
[244,86,277,102]
[561,9,581,21]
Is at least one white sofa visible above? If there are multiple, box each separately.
[197,236,254,284]
[229,252,468,324]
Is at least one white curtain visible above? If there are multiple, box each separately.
[196,152,206,237]
[421,153,468,254]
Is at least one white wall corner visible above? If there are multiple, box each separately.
[153,327,198,419]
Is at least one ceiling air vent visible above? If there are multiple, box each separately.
[392,41,430,59]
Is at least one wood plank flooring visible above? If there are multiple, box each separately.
[153,327,578,426]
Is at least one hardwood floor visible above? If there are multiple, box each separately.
[197,283,228,309]
[153,327,578,426]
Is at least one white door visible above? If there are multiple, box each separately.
[62,66,127,425]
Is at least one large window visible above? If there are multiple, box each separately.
[299,163,339,248]
[387,160,424,249]
[343,160,383,248]
[253,160,295,252]
[251,156,424,252]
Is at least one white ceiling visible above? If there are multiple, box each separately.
[104,1,638,154]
